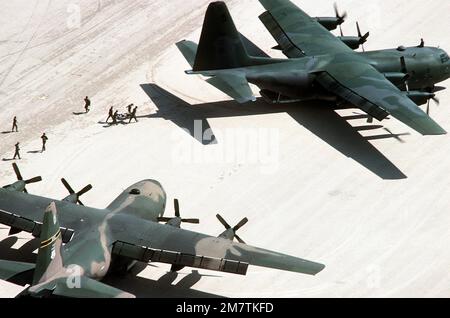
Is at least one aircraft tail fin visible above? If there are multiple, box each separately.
[193,2,274,71]
[32,202,64,285]
[176,33,270,69]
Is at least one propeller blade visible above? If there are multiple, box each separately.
[77,199,84,206]
[174,199,180,218]
[77,184,93,197]
[362,32,370,42]
[157,217,173,223]
[233,217,249,232]
[432,96,440,105]
[400,56,408,74]
[12,163,23,181]
[426,99,430,115]
[61,178,75,194]
[25,176,42,184]
[181,218,200,224]
[339,24,343,37]
[334,3,347,22]
[23,188,28,194]
[216,214,231,230]
[356,21,362,37]
[235,234,246,245]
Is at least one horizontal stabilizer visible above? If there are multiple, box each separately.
[206,73,256,103]
[176,40,198,68]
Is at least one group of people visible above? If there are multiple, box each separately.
[105,103,139,125]
[8,97,141,160]
[10,116,48,160]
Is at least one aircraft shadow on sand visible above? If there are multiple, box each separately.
[141,83,408,180]
[0,236,223,298]
[104,267,224,298]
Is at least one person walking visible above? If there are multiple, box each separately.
[41,133,48,152]
[128,106,138,123]
[84,96,91,113]
[13,142,21,160]
[106,106,114,123]
[127,104,134,114]
[11,116,18,132]
[112,110,119,125]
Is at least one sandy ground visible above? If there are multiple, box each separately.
[1,0,450,298]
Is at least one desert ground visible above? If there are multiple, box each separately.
[0,0,450,297]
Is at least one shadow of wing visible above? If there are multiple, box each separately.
[287,103,407,180]
[104,269,225,298]
[141,84,406,179]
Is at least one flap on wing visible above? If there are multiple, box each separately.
[258,0,351,56]
[113,241,249,275]
[315,72,390,121]
[205,72,256,103]
[113,235,325,276]
[0,209,74,243]
[259,11,305,58]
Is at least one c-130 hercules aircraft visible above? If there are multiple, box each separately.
[177,0,450,135]
[0,164,324,298]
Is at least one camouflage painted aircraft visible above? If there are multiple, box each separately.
[0,164,324,298]
[177,0,450,135]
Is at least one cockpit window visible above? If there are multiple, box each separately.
[441,53,449,63]
[129,189,141,195]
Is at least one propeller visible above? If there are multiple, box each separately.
[157,199,200,227]
[216,214,248,244]
[384,128,408,144]
[61,178,92,206]
[400,56,410,91]
[356,22,369,52]
[426,94,440,116]
[334,3,347,37]
[4,163,42,193]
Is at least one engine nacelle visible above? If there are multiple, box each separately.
[338,36,362,50]
[406,91,435,106]
[315,17,340,31]
[384,72,410,87]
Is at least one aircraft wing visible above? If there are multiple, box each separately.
[0,188,103,241]
[258,0,352,57]
[112,222,325,276]
[0,260,35,281]
[316,61,446,135]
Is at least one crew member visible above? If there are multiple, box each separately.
[112,110,119,125]
[11,116,18,132]
[84,96,91,113]
[106,106,114,123]
[129,106,138,123]
[13,142,21,160]
[41,133,48,152]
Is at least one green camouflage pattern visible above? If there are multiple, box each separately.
[0,179,324,298]
[177,1,450,135]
